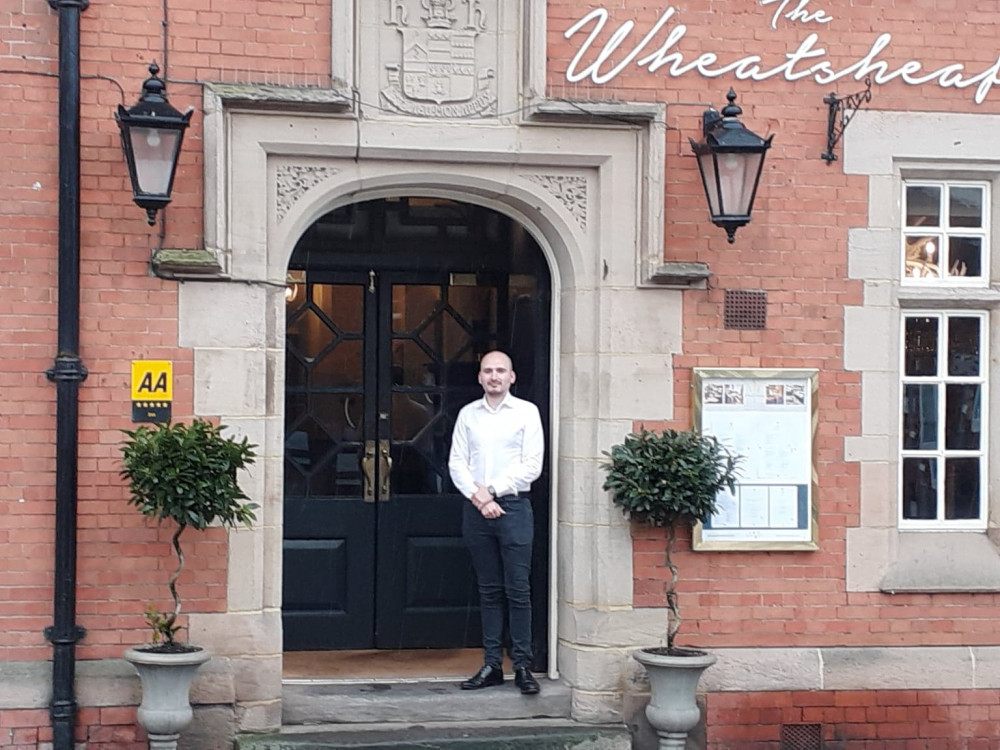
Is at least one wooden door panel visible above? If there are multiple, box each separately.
[374,498,481,648]
[283,278,375,651]
[373,276,497,648]
[283,534,372,650]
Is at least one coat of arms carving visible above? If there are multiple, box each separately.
[382,0,496,117]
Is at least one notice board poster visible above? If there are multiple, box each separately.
[692,368,819,551]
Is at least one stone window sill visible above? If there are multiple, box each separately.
[879,531,1000,593]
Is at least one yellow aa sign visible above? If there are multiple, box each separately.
[131,361,173,401]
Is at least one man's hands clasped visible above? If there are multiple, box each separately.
[472,484,506,519]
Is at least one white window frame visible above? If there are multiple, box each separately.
[899,310,989,530]
[901,179,990,287]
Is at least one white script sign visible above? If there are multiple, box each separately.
[563,5,1000,104]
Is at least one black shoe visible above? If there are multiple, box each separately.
[461,664,504,690]
[514,666,540,695]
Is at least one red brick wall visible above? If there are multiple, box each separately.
[706,690,1000,749]
[0,0,331,664]
[0,707,147,749]
[544,0,1000,651]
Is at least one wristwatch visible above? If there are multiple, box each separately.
[487,486,497,498]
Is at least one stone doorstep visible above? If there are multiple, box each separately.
[236,718,632,750]
[281,679,573,726]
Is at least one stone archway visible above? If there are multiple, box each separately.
[187,93,682,726]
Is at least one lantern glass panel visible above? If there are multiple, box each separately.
[697,152,720,215]
[129,126,181,195]
[717,152,761,216]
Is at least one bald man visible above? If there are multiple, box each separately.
[448,351,544,695]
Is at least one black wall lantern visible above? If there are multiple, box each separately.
[689,89,773,243]
[115,62,193,225]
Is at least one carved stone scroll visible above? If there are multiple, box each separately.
[523,174,588,230]
[275,165,341,223]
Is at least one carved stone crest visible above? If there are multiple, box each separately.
[382,0,496,118]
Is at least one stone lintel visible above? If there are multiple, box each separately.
[528,99,663,124]
[206,83,353,113]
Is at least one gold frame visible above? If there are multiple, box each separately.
[691,368,820,552]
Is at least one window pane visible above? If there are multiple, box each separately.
[947,316,980,376]
[906,185,941,226]
[902,457,937,520]
[391,392,448,495]
[949,186,983,228]
[902,384,938,450]
[312,339,363,389]
[947,237,982,278]
[904,316,938,376]
[904,235,941,278]
[944,457,979,519]
[286,352,308,388]
[394,285,440,334]
[314,393,364,444]
[945,384,981,450]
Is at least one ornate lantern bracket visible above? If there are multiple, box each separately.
[821,77,873,164]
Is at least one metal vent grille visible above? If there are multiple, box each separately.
[724,289,767,330]
[781,723,822,750]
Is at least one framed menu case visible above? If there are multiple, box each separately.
[692,368,819,551]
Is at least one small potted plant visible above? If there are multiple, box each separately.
[602,427,740,747]
[119,419,257,750]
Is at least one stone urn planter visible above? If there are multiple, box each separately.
[124,647,211,750]
[634,648,716,750]
[602,429,740,749]
[119,420,257,748]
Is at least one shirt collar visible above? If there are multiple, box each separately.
[478,391,515,413]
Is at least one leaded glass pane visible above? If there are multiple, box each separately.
[287,308,335,361]
[391,393,448,495]
[312,339,364,389]
[393,339,437,386]
[393,285,440,334]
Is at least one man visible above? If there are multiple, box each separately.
[448,350,544,695]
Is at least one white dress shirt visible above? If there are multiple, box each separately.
[448,392,544,499]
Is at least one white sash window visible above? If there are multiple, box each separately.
[900,310,988,529]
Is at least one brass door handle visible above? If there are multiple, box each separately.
[362,441,377,503]
[378,439,392,502]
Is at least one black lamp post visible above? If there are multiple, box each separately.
[689,88,773,243]
[115,62,192,225]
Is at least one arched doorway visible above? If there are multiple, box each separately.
[281,196,552,671]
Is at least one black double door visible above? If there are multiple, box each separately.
[282,199,550,658]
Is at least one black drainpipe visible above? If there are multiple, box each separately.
[44,2,89,749]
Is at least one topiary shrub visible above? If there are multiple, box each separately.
[120,419,258,650]
[602,428,740,654]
